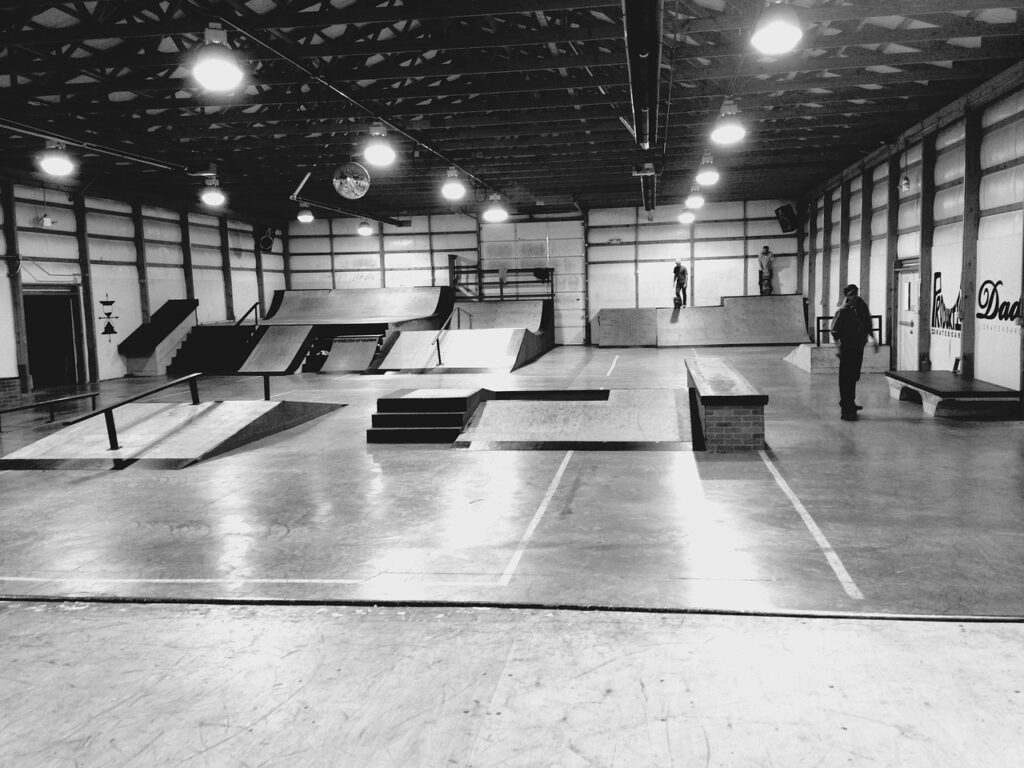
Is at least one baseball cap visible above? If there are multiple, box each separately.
[843,284,858,296]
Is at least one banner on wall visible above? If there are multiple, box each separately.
[929,242,963,371]
[974,236,1022,389]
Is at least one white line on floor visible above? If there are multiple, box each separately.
[606,355,619,376]
[499,450,574,586]
[758,450,865,600]
[0,576,498,587]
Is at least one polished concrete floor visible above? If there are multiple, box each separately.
[1,345,1023,765]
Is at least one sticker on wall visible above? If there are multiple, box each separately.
[930,272,961,339]
[98,294,119,341]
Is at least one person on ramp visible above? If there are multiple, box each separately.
[758,246,774,295]
[673,259,688,307]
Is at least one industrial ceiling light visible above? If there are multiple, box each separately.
[441,166,467,201]
[678,210,696,225]
[200,176,226,207]
[694,151,719,186]
[751,1,803,56]
[37,142,75,177]
[364,123,396,167]
[296,206,314,223]
[482,194,509,223]
[685,184,705,210]
[192,23,244,92]
[710,99,746,146]
[357,219,373,236]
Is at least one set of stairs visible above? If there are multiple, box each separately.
[366,389,491,443]
[168,325,264,375]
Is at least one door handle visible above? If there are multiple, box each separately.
[898,320,914,328]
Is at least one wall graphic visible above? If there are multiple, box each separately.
[975,235,1022,389]
[929,242,963,371]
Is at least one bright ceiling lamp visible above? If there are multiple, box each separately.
[37,142,76,177]
[441,166,467,201]
[685,184,705,209]
[751,1,803,56]
[357,219,373,236]
[296,206,314,223]
[200,176,226,207]
[192,23,244,92]
[678,210,696,225]
[364,123,396,167]
[694,151,719,186]
[482,194,508,223]
[710,99,746,145]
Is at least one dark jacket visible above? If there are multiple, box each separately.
[831,303,867,347]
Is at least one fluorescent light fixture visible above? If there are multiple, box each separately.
[695,151,719,186]
[751,1,803,55]
[357,220,373,236]
[364,123,396,167]
[685,185,705,210]
[296,206,314,223]
[711,99,746,145]
[192,24,243,92]
[37,143,75,177]
[200,177,226,207]
[482,194,508,223]
[441,167,467,200]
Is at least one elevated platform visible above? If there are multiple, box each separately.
[784,343,891,374]
[263,287,452,326]
[593,295,810,347]
[886,370,1020,418]
[118,299,199,376]
[0,399,342,470]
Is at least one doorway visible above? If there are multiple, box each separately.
[896,270,919,371]
[23,289,85,389]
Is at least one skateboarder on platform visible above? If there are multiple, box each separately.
[758,246,774,296]
[673,260,688,307]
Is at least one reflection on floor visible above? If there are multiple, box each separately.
[1,345,1022,765]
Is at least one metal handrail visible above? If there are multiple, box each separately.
[0,391,100,433]
[234,301,262,327]
[63,373,203,450]
[431,307,474,365]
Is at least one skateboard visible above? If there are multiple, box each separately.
[673,296,683,307]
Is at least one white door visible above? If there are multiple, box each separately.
[896,270,919,371]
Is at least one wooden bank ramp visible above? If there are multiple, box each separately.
[593,295,810,347]
[238,325,315,374]
[377,328,549,373]
[262,287,450,325]
[0,400,341,470]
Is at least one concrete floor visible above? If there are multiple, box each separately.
[1,345,1023,765]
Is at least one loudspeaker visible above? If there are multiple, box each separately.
[775,204,798,233]
[257,227,275,251]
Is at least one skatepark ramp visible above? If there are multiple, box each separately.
[263,287,452,328]
[593,295,810,347]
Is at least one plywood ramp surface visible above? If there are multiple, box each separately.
[264,288,447,325]
[238,325,314,374]
[454,300,545,332]
[320,338,378,372]
[657,295,810,347]
[379,328,526,371]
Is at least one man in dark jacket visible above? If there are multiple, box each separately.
[830,284,877,420]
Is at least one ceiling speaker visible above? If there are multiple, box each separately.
[775,203,798,233]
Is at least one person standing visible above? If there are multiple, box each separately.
[830,284,878,421]
[673,259,688,307]
[758,246,774,295]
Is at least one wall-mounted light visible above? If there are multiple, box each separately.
[482,194,508,223]
[192,23,244,92]
[900,175,912,193]
[441,167,467,201]
[296,206,314,223]
[678,210,696,225]
[357,219,373,236]
[37,143,76,177]
[695,151,719,186]
[711,99,746,146]
[751,1,803,55]
[364,123,396,167]
[685,184,705,210]
[200,176,226,207]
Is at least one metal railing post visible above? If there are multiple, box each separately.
[189,378,200,405]
[104,410,119,450]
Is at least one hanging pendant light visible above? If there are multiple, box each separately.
[482,194,509,223]
[192,23,244,92]
[678,210,696,225]
[296,206,314,223]
[710,99,746,146]
[685,184,705,210]
[357,220,373,236]
[751,1,803,56]
[364,123,396,167]
[37,142,76,177]
[695,151,719,186]
[441,167,467,201]
[200,176,226,207]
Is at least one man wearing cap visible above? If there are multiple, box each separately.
[758,246,774,295]
[673,259,688,307]
[830,284,878,420]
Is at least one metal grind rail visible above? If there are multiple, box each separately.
[0,391,100,433]
[62,373,203,450]
[432,306,474,366]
